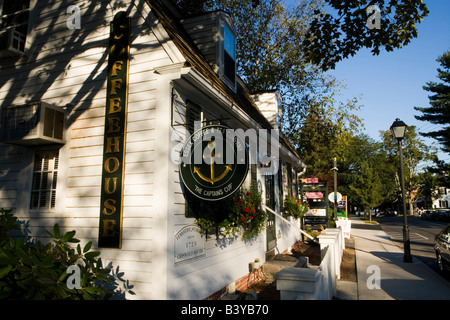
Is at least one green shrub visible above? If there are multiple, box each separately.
[0,209,113,300]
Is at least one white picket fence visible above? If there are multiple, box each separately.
[275,226,345,300]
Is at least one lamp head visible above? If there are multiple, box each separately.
[390,118,407,141]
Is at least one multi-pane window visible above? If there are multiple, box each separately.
[30,150,59,210]
[0,0,30,53]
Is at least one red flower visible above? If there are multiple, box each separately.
[249,216,254,220]
[243,208,251,213]
[251,208,256,214]
[240,216,246,222]
[238,200,243,204]
[246,192,253,196]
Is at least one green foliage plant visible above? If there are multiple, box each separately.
[0,209,112,300]
[195,188,267,240]
[282,195,309,220]
[231,189,267,240]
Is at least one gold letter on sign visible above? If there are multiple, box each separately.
[99,11,130,248]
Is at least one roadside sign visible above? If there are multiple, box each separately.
[328,192,342,203]
[305,208,327,217]
[305,192,323,199]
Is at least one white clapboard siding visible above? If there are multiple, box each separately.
[0,3,168,301]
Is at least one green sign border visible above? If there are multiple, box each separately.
[180,125,249,201]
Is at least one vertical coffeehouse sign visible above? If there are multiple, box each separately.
[99,12,130,248]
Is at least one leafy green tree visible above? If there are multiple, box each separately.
[415,170,439,209]
[302,0,429,70]
[339,134,394,217]
[194,0,365,177]
[349,161,383,221]
[175,0,399,178]
[414,50,450,154]
[289,95,363,177]
[177,0,429,72]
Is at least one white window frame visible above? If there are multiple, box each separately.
[29,149,59,211]
[0,0,34,56]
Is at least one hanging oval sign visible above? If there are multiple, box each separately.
[179,125,249,201]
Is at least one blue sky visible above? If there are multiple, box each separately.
[326,0,450,163]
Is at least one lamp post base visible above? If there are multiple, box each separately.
[403,230,413,263]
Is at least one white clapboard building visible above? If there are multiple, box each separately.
[0,0,306,299]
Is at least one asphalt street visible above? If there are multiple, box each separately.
[369,215,450,282]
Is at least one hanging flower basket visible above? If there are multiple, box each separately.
[231,189,267,240]
[193,188,266,240]
[282,195,309,220]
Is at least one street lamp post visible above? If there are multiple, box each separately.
[390,118,413,263]
[332,157,338,221]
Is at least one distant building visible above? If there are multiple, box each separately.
[433,187,449,208]
[415,186,450,209]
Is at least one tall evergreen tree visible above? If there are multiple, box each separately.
[414,50,450,154]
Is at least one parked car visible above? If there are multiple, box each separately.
[436,209,450,221]
[386,210,397,216]
[435,224,450,273]
[421,210,435,220]
[442,210,450,222]
[375,210,386,217]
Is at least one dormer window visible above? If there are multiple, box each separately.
[181,11,237,91]
[222,22,236,90]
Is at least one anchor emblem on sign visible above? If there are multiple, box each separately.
[194,141,232,185]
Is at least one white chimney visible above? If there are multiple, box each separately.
[251,91,282,129]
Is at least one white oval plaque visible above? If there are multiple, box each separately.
[174,225,206,264]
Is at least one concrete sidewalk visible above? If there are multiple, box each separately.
[337,216,450,300]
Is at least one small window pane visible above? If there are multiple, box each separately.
[41,172,49,189]
[34,154,42,171]
[30,192,39,209]
[224,51,235,84]
[223,25,235,60]
[52,171,58,189]
[30,150,58,210]
[39,191,48,208]
[51,191,56,208]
